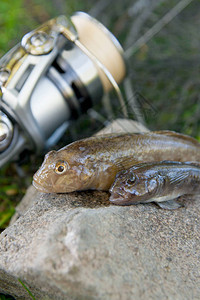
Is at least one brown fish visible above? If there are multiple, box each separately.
[109,161,200,209]
[33,131,200,193]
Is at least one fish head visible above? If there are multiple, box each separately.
[109,169,164,205]
[33,150,85,193]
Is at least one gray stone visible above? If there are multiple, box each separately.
[0,119,200,300]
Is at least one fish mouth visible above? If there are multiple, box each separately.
[32,179,78,194]
[32,180,53,193]
[109,188,141,205]
[109,191,126,204]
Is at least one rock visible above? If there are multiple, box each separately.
[9,185,38,225]
[0,119,200,300]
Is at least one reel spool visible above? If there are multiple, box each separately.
[0,12,127,167]
[71,12,126,92]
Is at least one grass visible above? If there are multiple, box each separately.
[127,1,200,140]
[18,279,36,300]
[0,164,32,231]
[0,280,36,300]
[0,0,36,57]
[0,295,15,300]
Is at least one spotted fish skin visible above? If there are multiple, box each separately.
[33,131,200,193]
[109,161,200,209]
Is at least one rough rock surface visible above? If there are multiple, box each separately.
[0,120,200,300]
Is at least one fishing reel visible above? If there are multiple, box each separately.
[0,12,126,167]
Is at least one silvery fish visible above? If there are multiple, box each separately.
[33,131,200,193]
[109,161,200,209]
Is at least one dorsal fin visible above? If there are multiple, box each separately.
[112,158,200,173]
[181,161,200,167]
[154,130,200,146]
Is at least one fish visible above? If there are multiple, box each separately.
[109,161,200,209]
[33,130,200,193]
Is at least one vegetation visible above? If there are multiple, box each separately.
[0,0,199,297]
[18,279,36,300]
[0,0,92,231]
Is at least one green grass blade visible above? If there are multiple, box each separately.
[18,279,36,300]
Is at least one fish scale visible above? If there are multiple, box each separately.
[33,131,200,193]
[109,161,200,209]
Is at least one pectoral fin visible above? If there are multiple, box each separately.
[169,172,189,184]
[114,157,139,171]
[156,199,184,210]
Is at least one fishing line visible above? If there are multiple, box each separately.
[124,0,194,58]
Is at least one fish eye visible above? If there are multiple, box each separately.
[55,161,68,175]
[126,175,136,185]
